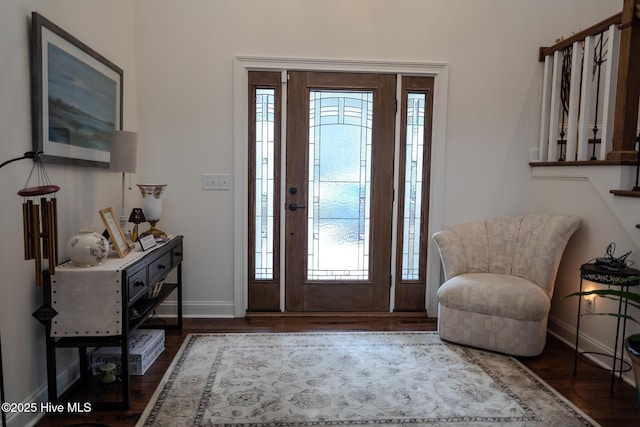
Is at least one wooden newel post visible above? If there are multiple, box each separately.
[608,0,640,161]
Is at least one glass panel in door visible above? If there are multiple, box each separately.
[307,90,372,281]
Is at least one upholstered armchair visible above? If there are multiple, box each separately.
[433,213,581,357]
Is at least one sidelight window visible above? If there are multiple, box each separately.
[400,93,426,280]
[254,88,276,280]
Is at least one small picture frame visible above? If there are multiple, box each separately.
[99,207,130,258]
[138,234,157,251]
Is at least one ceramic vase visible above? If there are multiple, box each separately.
[67,230,109,267]
[625,335,640,409]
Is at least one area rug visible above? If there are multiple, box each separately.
[137,332,599,426]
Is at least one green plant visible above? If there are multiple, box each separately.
[565,275,640,408]
[564,276,640,325]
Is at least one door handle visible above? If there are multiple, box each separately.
[288,203,306,211]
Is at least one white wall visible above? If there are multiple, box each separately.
[133,0,622,317]
[0,1,136,425]
[0,0,626,424]
[533,166,640,384]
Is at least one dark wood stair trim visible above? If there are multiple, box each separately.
[609,189,640,197]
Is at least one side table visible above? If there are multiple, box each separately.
[573,262,640,392]
[33,235,183,409]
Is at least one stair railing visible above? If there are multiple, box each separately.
[537,13,622,163]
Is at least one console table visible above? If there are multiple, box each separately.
[573,262,639,392]
[35,235,183,409]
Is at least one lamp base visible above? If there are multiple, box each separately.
[140,220,167,239]
[131,224,140,242]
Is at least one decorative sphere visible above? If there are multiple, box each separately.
[67,230,109,266]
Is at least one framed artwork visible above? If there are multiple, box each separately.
[99,207,130,258]
[30,12,123,168]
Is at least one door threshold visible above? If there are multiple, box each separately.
[245,311,430,319]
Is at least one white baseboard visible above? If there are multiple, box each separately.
[547,315,634,386]
[7,408,43,427]
[154,300,236,318]
[6,357,81,427]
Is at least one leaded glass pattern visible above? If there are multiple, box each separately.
[254,88,275,280]
[401,93,426,280]
[307,91,373,281]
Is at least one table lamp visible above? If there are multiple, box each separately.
[136,184,167,239]
[128,208,146,242]
[109,131,138,230]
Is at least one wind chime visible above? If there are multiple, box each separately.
[15,153,59,286]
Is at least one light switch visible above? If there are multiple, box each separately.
[202,174,231,190]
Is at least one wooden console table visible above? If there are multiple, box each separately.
[34,235,183,409]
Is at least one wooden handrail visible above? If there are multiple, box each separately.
[539,13,622,61]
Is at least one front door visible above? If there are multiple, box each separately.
[284,72,396,311]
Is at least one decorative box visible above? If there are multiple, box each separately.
[91,329,165,376]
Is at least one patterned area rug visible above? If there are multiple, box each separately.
[137,332,599,426]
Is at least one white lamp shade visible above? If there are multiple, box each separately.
[143,196,162,221]
[109,131,138,173]
[137,184,167,221]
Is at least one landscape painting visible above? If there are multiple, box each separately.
[31,12,123,167]
[47,43,116,153]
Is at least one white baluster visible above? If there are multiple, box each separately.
[548,51,563,162]
[601,24,621,159]
[538,55,553,162]
[578,35,596,161]
[566,41,583,162]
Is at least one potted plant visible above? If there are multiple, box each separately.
[566,279,640,407]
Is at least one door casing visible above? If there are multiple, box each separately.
[233,56,449,317]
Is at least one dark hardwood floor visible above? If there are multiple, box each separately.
[35,315,640,427]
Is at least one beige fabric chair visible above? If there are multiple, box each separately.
[433,213,581,357]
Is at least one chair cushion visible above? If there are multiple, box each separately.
[436,273,550,322]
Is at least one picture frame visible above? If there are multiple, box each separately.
[30,12,123,168]
[99,207,130,258]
